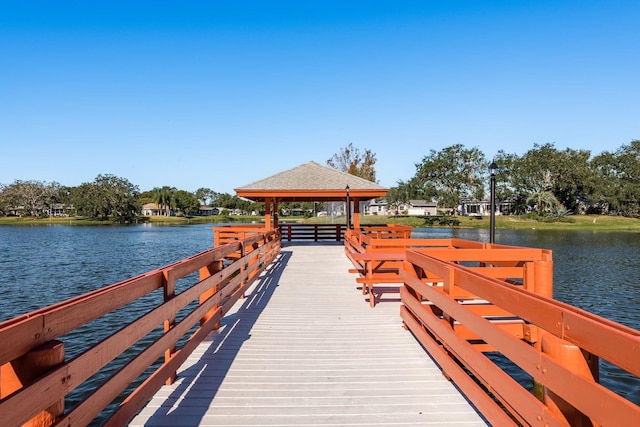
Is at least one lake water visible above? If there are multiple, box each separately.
[1,224,638,418]
[0,224,215,321]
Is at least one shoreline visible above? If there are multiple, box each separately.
[0,214,638,232]
[1,213,639,232]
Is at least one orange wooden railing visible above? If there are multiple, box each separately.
[360,223,413,239]
[344,228,551,307]
[345,225,640,426]
[0,228,280,426]
[218,223,390,243]
[213,223,266,247]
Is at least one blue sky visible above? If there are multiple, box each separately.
[1,1,638,194]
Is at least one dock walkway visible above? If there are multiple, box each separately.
[130,243,487,426]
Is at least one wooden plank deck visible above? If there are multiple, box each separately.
[130,243,487,426]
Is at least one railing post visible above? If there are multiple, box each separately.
[533,259,553,298]
[162,270,178,385]
[245,241,260,288]
[541,333,599,426]
[200,260,224,329]
[1,340,65,427]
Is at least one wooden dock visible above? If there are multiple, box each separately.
[130,242,487,426]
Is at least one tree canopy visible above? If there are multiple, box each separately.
[70,174,140,223]
[327,143,378,182]
[591,140,640,215]
[1,140,638,219]
[194,187,218,206]
[0,180,62,217]
[392,140,639,217]
[413,144,487,213]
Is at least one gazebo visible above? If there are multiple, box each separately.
[235,161,388,230]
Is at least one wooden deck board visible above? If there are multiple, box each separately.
[130,243,487,426]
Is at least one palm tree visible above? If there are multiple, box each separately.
[526,190,560,215]
[151,186,176,216]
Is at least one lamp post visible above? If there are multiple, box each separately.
[345,185,351,230]
[489,161,497,244]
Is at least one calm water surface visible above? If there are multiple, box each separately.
[0,223,217,424]
[1,224,638,417]
[0,224,214,321]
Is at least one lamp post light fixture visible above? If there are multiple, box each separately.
[345,185,351,230]
[489,161,497,244]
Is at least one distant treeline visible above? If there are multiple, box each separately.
[0,177,263,223]
[386,140,639,217]
[1,140,638,222]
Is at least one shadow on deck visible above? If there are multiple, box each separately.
[131,251,291,425]
[131,243,487,426]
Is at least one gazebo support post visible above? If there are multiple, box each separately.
[273,199,279,229]
[353,198,361,230]
[264,198,272,231]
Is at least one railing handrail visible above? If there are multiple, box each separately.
[212,223,266,247]
[0,228,281,426]
[401,249,640,426]
[344,225,640,426]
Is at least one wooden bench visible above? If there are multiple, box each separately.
[349,253,406,307]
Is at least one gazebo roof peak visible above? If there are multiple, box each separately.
[234,161,388,202]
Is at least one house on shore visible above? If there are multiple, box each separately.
[197,206,219,216]
[141,203,176,216]
[404,200,438,216]
[459,199,513,216]
[6,203,75,217]
[365,199,437,216]
[142,204,225,217]
[366,199,389,215]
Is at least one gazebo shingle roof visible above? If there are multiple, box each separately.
[235,161,388,202]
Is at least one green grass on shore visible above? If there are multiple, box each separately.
[1,214,638,231]
[300,214,640,231]
[454,214,640,231]
[0,214,261,226]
